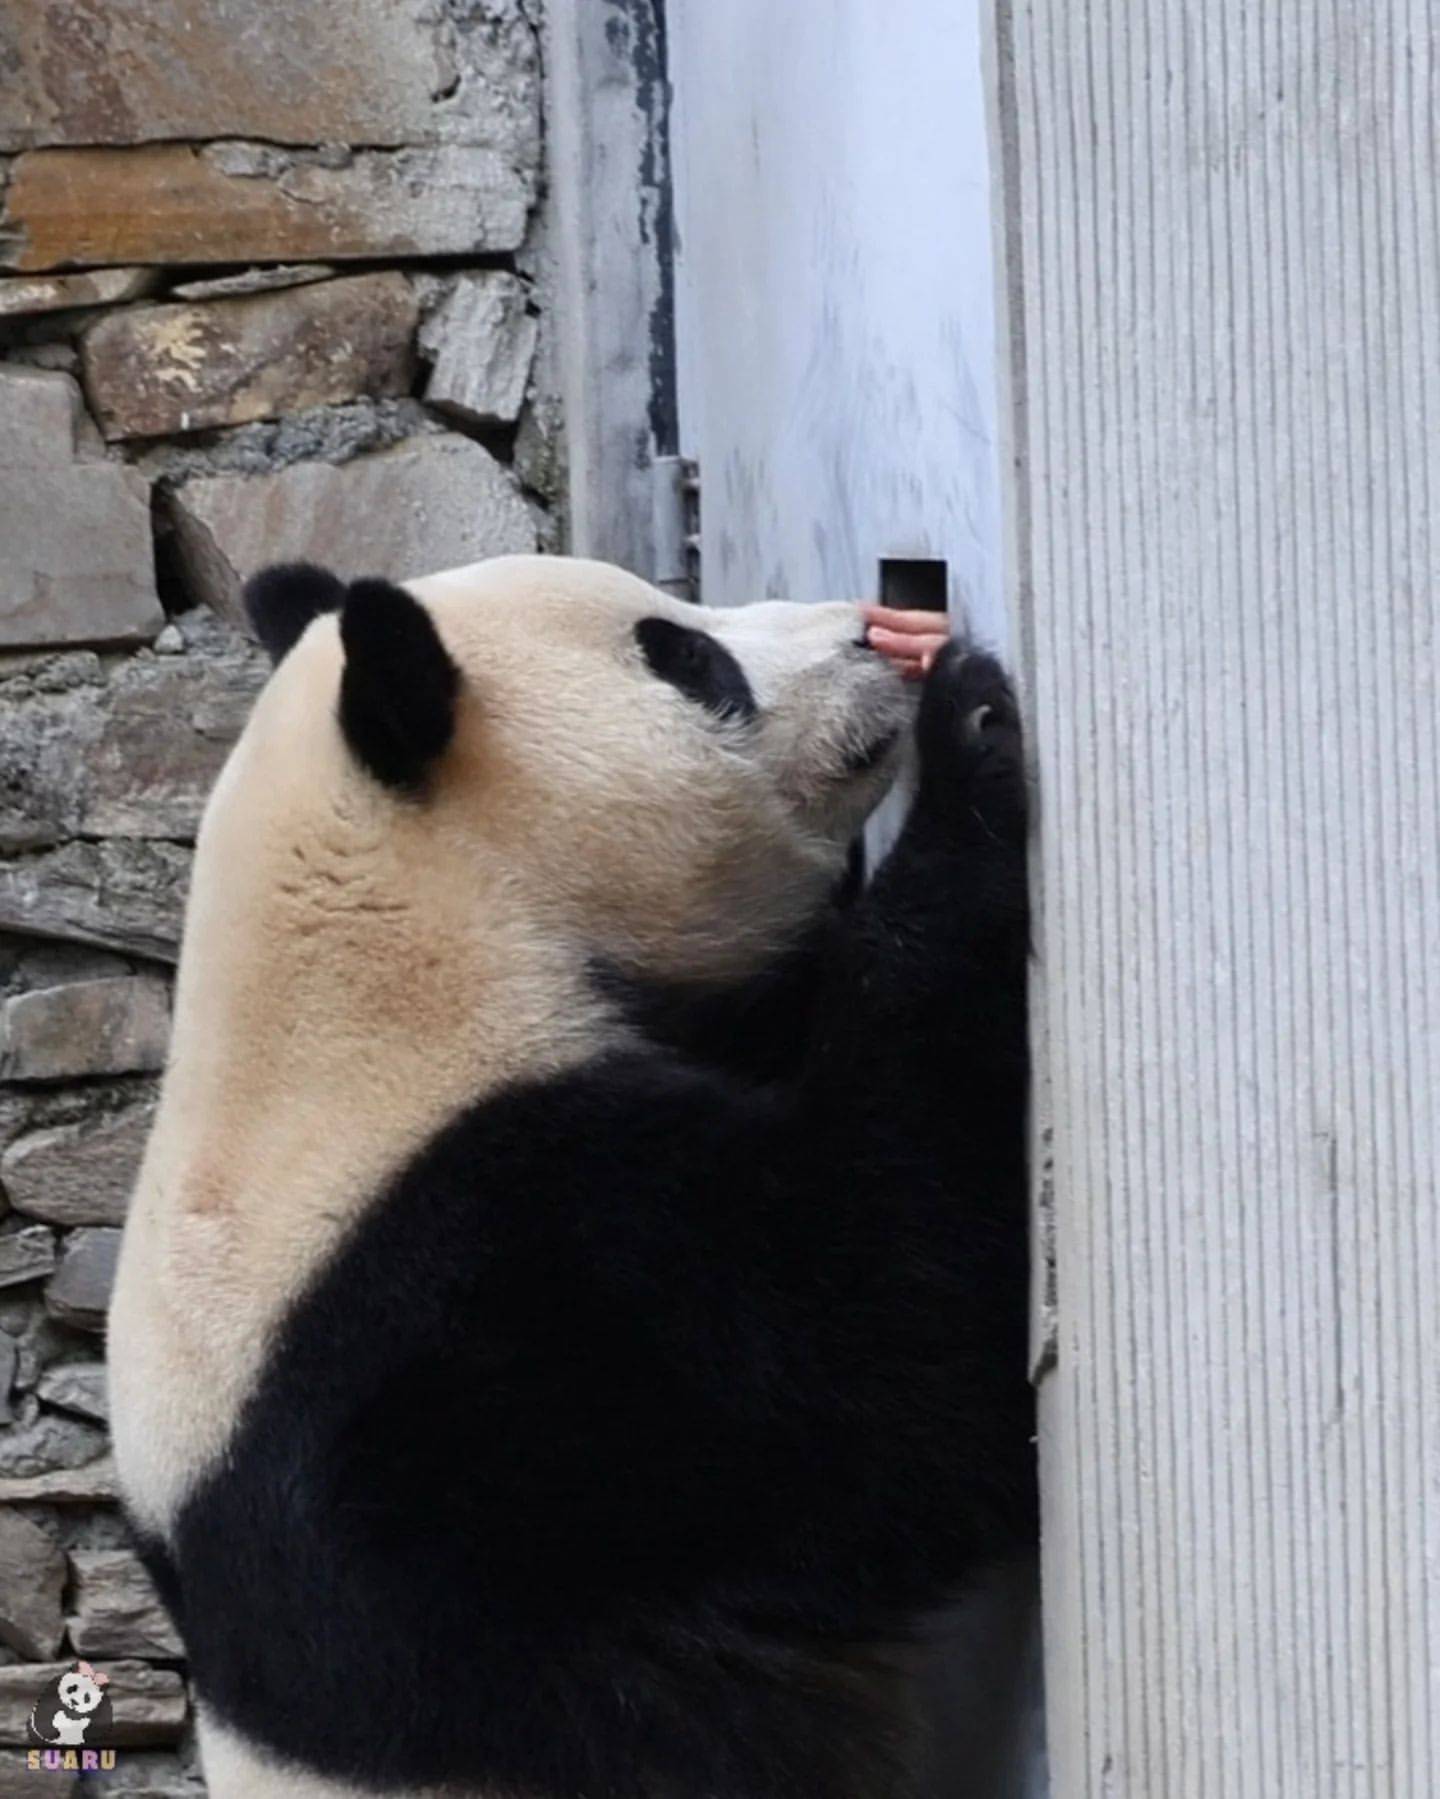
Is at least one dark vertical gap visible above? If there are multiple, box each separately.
[878,557,949,611]
[837,837,867,904]
[631,0,680,458]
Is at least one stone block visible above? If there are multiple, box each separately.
[0,657,106,853]
[421,271,537,427]
[136,396,431,484]
[0,943,130,998]
[71,1749,206,1796]
[0,1749,76,1797]
[1,144,530,273]
[82,621,266,839]
[0,0,540,161]
[0,1404,105,1480]
[5,343,78,376]
[514,388,564,505]
[170,433,538,623]
[0,1658,184,1746]
[68,1551,182,1660]
[1,981,169,1084]
[0,463,158,650]
[0,1457,117,1506]
[0,619,266,850]
[169,263,334,301]
[0,840,190,962]
[82,655,231,837]
[2,1105,154,1230]
[0,268,156,319]
[0,370,161,651]
[0,1229,55,1292]
[82,273,419,441]
[0,1336,14,1423]
[8,1509,133,1556]
[0,368,85,461]
[0,1507,65,1659]
[44,1231,122,1333]
[34,1363,107,1424]
[0,1291,38,1349]
[7,1313,72,1402]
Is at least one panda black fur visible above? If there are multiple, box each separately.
[108,556,1033,1799]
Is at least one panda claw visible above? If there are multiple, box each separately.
[915,645,1026,841]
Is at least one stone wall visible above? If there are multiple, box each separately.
[0,5,556,1790]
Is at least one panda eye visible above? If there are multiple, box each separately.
[634,618,758,724]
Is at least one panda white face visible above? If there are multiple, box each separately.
[57,1672,103,1716]
[416,560,909,976]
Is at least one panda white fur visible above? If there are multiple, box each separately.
[107,555,1033,1799]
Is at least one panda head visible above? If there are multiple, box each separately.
[56,1665,108,1718]
[222,555,910,989]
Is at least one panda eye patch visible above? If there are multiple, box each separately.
[634,618,758,723]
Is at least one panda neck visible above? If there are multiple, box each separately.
[151,884,611,1231]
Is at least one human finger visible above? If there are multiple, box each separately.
[865,624,948,664]
[861,605,953,638]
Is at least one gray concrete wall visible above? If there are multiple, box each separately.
[992,1,1440,1792]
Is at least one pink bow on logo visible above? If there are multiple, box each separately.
[75,1662,108,1689]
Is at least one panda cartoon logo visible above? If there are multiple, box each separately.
[26,1660,114,1747]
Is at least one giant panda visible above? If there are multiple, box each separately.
[107,555,1034,1799]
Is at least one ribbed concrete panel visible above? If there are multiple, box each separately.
[991,3,1440,1793]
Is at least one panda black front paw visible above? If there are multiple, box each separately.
[914,641,1026,846]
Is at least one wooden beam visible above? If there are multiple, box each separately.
[991,2,1440,1791]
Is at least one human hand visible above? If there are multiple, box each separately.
[860,606,952,681]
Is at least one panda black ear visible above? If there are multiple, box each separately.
[242,563,347,664]
[338,579,459,792]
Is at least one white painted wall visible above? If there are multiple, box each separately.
[667,0,1005,642]
[666,9,1045,1794]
